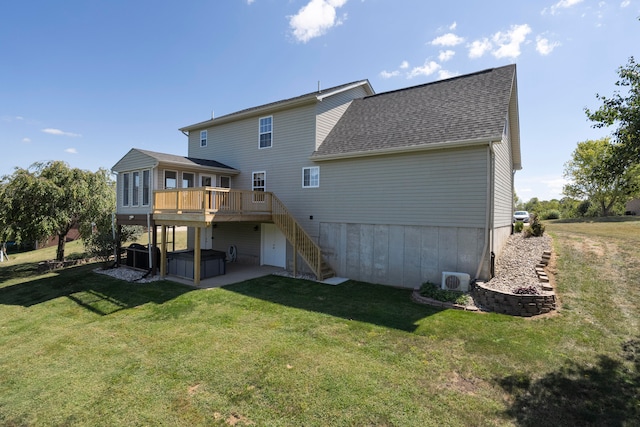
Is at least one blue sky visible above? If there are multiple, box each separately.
[1,0,638,201]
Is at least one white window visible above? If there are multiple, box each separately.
[142,169,151,206]
[164,170,177,189]
[302,167,319,188]
[252,171,266,202]
[182,172,195,188]
[132,171,140,206]
[259,116,272,149]
[200,174,214,187]
[200,130,207,147]
[122,173,130,206]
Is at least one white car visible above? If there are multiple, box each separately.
[513,211,530,223]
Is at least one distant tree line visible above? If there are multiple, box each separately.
[544,54,640,218]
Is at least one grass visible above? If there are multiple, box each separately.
[0,219,639,426]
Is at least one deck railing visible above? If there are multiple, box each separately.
[153,187,331,279]
[154,187,272,215]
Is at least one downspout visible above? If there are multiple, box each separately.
[475,142,495,280]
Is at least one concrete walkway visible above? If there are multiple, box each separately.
[164,263,285,289]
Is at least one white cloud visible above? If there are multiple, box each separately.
[22,137,31,143]
[621,0,631,7]
[536,35,560,55]
[491,24,531,59]
[468,38,492,59]
[65,148,78,154]
[430,33,464,47]
[408,60,441,78]
[544,0,584,15]
[438,50,455,62]
[438,69,459,80]
[247,0,255,4]
[449,21,457,30]
[399,60,409,69]
[289,0,348,43]
[380,70,400,78]
[42,128,82,137]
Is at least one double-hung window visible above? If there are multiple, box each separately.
[142,170,150,206]
[164,171,177,189]
[182,172,195,188]
[132,171,140,206]
[302,167,320,188]
[258,116,272,149]
[252,171,266,202]
[122,173,130,206]
[200,130,207,147]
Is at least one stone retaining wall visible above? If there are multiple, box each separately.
[472,249,556,317]
[471,283,556,317]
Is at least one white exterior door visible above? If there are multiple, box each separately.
[261,224,286,268]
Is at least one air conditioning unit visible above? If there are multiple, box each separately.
[441,272,470,292]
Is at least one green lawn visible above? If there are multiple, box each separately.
[0,219,639,426]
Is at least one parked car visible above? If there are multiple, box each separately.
[513,211,530,223]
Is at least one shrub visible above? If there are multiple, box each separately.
[514,221,524,233]
[419,282,471,305]
[542,210,561,220]
[84,225,144,264]
[524,213,545,237]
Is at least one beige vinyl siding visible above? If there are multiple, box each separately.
[112,149,155,172]
[493,121,515,228]
[315,86,368,149]
[185,103,321,237]
[113,151,157,215]
[312,146,489,229]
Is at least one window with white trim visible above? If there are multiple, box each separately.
[122,173,130,206]
[220,176,230,188]
[164,170,177,189]
[200,130,207,147]
[132,171,140,206]
[302,166,319,188]
[252,171,266,202]
[258,116,272,149]
[182,172,195,188]
[142,169,150,206]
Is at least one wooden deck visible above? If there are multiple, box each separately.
[152,187,334,283]
[153,188,273,226]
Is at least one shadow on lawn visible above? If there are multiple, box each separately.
[0,263,193,315]
[499,338,640,426]
[224,275,441,332]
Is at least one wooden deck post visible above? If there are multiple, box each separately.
[160,225,167,278]
[293,226,297,277]
[194,227,201,285]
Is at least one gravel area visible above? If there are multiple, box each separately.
[484,233,552,293]
[94,266,161,283]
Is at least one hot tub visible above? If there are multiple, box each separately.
[166,249,226,280]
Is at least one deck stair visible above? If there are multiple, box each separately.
[270,193,335,280]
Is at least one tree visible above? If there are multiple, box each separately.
[563,138,640,216]
[0,161,115,261]
[585,56,640,176]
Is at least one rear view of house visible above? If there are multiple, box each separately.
[112,64,521,288]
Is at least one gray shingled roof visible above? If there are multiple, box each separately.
[136,148,237,171]
[313,65,516,158]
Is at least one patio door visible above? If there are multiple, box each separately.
[261,224,286,268]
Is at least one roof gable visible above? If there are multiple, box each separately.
[313,65,518,159]
[112,148,238,173]
[180,80,374,132]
